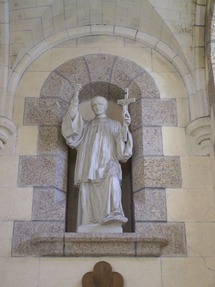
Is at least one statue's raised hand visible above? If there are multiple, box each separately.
[73,84,83,104]
[69,84,83,117]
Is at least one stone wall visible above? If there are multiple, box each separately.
[0,35,215,286]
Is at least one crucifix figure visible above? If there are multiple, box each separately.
[117,88,136,141]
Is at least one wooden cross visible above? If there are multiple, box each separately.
[82,261,124,287]
[117,88,136,141]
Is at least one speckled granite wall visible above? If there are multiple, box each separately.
[13,54,186,257]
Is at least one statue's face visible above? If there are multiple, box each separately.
[91,96,107,116]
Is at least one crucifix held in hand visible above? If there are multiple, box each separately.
[117,88,136,141]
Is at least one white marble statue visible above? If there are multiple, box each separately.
[61,84,133,232]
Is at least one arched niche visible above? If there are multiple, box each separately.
[13,54,186,257]
[66,82,134,232]
[37,53,163,232]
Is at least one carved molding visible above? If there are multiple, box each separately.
[82,261,123,287]
[0,116,16,150]
[186,117,211,155]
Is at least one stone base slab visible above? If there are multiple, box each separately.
[77,223,123,233]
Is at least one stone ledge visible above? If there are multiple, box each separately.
[13,231,168,257]
[64,233,168,257]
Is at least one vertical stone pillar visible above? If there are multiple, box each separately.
[186,1,211,156]
[0,1,16,151]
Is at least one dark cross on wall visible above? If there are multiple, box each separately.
[82,261,124,287]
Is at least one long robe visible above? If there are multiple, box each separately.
[62,110,133,227]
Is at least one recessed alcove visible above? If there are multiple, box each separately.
[13,54,186,257]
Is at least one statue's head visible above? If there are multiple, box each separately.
[91,96,108,116]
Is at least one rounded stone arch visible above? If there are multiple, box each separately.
[41,54,158,111]
[40,53,160,123]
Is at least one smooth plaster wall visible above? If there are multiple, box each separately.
[0,35,215,287]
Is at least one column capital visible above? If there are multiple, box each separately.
[186,117,211,155]
[0,116,16,150]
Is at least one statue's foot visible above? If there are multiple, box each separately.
[102,213,128,225]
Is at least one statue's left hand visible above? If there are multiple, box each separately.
[123,110,131,126]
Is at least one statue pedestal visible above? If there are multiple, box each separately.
[77,223,123,233]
